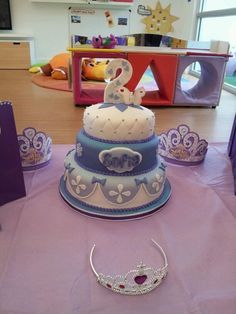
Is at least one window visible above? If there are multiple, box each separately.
[201,0,236,11]
[195,0,236,93]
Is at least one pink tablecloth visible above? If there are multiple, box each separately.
[0,144,235,314]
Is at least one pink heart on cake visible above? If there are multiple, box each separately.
[134,275,147,285]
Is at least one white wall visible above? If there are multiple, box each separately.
[0,0,198,64]
[2,0,70,63]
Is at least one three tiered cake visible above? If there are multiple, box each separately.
[59,59,171,219]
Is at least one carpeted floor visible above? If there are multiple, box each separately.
[31,67,195,92]
[31,74,106,92]
[31,74,72,91]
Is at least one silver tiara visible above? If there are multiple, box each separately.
[89,239,168,295]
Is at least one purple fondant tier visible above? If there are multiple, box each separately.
[75,129,159,175]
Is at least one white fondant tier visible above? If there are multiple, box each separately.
[62,149,166,211]
[83,103,155,141]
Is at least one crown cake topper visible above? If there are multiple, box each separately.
[158,124,208,166]
[17,127,52,171]
[90,239,168,295]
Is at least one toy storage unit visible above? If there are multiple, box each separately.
[0,34,35,69]
[70,46,229,107]
[0,42,30,69]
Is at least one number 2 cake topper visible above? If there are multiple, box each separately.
[104,59,146,107]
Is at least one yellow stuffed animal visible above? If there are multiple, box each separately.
[81,58,110,81]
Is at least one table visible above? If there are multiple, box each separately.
[69,46,229,107]
[0,143,235,314]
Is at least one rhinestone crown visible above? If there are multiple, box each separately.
[89,239,168,295]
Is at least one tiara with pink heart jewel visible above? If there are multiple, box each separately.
[90,239,168,295]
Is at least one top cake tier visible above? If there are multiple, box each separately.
[83,103,155,141]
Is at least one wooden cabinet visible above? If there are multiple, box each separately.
[0,41,31,69]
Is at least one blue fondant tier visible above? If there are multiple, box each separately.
[76,129,159,175]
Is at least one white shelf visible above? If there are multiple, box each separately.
[0,34,34,40]
[29,0,133,8]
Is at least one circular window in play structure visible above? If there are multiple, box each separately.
[180,60,219,99]
[174,55,226,106]
[180,62,201,91]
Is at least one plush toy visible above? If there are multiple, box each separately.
[29,63,46,73]
[40,53,70,80]
[92,34,117,49]
[92,35,103,49]
[81,58,110,81]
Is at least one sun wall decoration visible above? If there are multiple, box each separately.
[142,1,179,35]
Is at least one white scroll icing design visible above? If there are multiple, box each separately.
[104,59,145,105]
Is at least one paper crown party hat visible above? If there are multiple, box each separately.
[18,127,52,170]
[158,124,208,166]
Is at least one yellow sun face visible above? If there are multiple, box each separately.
[142,1,179,35]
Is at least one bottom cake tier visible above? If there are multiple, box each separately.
[59,149,171,220]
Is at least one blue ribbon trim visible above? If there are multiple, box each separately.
[135,177,148,186]
[91,176,107,186]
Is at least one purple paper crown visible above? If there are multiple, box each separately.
[158,124,208,166]
[17,127,52,171]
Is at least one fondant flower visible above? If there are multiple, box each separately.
[152,173,164,192]
[109,184,131,204]
[71,175,86,194]
[76,143,83,157]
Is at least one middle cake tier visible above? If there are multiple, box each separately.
[76,129,160,175]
